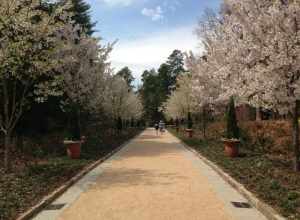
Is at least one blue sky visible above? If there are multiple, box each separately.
[86,0,221,83]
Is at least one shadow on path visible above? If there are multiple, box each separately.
[120,140,185,159]
[88,167,186,190]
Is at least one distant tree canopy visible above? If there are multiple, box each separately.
[40,0,96,35]
[140,69,162,123]
[116,67,135,90]
[166,49,185,82]
[139,50,185,124]
[159,49,185,97]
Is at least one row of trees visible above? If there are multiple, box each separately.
[163,0,300,171]
[0,0,143,171]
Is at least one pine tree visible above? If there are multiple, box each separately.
[116,67,135,90]
[175,118,179,127]
[187,112,193,129]
[226,97,239,139]
[117,117,123,131]
[70,0,96,35]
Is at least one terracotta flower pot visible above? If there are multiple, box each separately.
[64,141,81,159]
[185,129,193,138]
[222,138,240,157]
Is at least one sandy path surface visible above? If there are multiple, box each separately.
[34,129,267,220]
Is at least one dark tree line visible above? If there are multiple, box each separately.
[139,50,186,124]
[116,67,135,90]
[2,0,97,156]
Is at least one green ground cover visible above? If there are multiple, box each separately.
[170,128,300,220]
[0,128,141,220]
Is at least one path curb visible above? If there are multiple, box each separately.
[16,131,143,220]
[170,132,286,220]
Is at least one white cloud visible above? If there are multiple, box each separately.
[109,26,203,84]
[100,0,135,7]
[141,6,164,21]
[163,0,181,12]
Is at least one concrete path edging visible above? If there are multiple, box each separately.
[171,133,286,220]
[16,131,143,220]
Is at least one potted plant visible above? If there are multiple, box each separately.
[222,96,240,157]
[185,112,193,138]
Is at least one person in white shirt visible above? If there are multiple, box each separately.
[158,120,165,135]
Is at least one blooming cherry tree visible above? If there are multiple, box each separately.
[0,0,72,170]
[192,0,300,170]
[222,0,300,170]
[186,52,223,137]
[104,76,143,124]
[59,26,113,138]
[163,73,196,119]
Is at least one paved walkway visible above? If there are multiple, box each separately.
[33,129,267,220]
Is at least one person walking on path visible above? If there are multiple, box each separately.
[154,123,159,135]
[159,120,165,135]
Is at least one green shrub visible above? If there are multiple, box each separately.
[225,97,240,139]
[238,127,250,146]
[117,117,123,131]
[130,118,135,127]
[187,112,193,129]
[175,118,179,127]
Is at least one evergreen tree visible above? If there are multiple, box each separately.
[166,49,185,83]
[175,118,179,127]
[116,67,135,90]
[140,69,163,123]
[157,63,171,100]
[117,117,123,131]
[69,0,96,35]
[226,97,240,139]
[139,50,185,124]
[158,50,185,101]
[187,112,193,129]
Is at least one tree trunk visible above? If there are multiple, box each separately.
[4,134,11,172]
[256,107,262,121]
[16,135,24,152]
[292,100,300,172]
